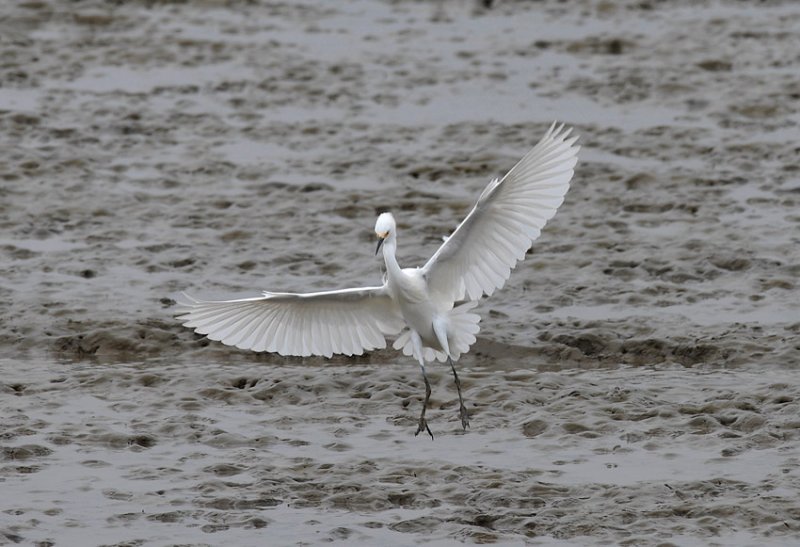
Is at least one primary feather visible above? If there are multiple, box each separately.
[422,122,579,304]
[176,286,404,357]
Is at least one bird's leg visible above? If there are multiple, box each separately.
[415,366,434,440]
[431,318,469,432]
[410,330,434,440]
[448,357,470,430]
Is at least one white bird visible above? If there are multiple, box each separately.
[176,123,579,439]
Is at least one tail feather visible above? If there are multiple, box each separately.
[392,301,481,363]
[446,301,481,361]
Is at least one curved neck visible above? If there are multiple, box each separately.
[381,236,402,281]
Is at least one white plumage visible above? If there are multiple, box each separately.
[176,122,579,438]
[423,123,578,303]
[179,287,404,357]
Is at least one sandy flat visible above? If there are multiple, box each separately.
[1,0,799,545]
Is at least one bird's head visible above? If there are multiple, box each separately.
[374,212,395,255]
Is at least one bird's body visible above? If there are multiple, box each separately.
[389,268,436,344]
[177,122,580,438]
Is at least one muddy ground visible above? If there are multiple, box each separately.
[1,0,799,545]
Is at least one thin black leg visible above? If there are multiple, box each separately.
[415,368,434,440]
[449,357,470,430]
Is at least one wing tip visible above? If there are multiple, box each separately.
[548,121,579,143]
[177,291,199,305]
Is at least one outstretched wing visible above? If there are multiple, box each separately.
[176,285,404,357]
[421,122,579,304]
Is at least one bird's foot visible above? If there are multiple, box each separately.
[459,404,470,431]
[415,417,434,440]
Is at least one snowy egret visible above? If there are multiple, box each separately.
[176,123,579,439]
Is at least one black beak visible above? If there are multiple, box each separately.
[375,237,385,256]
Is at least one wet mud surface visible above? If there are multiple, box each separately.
[1,0,799,545]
